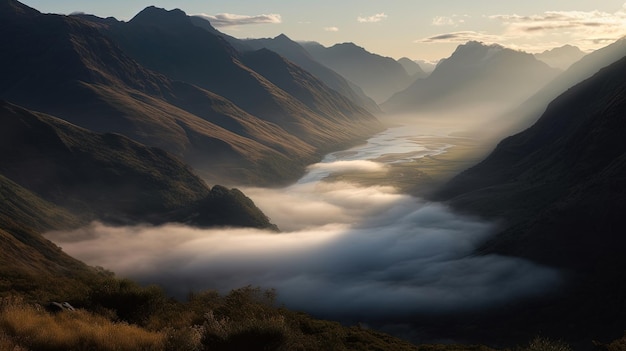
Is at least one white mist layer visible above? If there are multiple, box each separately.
[45,126,562,321]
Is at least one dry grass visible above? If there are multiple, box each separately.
[0,302,165,351]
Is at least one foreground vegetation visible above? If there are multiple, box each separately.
[0,280,422,351]
[2,277,622,351]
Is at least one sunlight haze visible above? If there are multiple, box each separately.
[19,0,626,61]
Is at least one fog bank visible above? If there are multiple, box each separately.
[47,183,560,321]
[46,127,562,322]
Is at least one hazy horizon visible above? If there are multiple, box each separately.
[18,0,626,61]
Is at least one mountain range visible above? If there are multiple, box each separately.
[476,38,626,140]
[382,41,560,117]
[434,42,626,346]
[0,99,277,301]
[534,44,586,70]
[240,33,381,114]
[301,41,416,103]
[397,57,428,78]
[0,1,382,186]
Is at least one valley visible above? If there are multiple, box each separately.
[2,0,626,350]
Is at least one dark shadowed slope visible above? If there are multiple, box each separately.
[242,34,380,114]
[0,173,104,300]
[437,53,626,268]
[434,53,626,344]
[382,41,559,117]
[302,41,415,104]
[0,101,277,230]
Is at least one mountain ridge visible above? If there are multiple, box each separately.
[242,33,381,113]
[0,100,277,229]
[301,41,415,103]
[382,41,559,117]
[1,3,382,186]
[432,49,626,346]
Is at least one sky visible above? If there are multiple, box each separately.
[19,1,626,65]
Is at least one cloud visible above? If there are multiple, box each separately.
[324,26,339,32]
[194,13,281,27]
[417,31,501,43]
[45,127,562,324]
[418,5,626,53]
[432,15,469,27]
[358,13,388,23]
[47,182,561,322]
[487,7,626,49]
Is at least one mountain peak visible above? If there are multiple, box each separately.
[0,0,40,18]
[275,33,291,41]
[129,6,190,27]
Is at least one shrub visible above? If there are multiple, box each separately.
[522,337,571,351]
[0,303,165,351]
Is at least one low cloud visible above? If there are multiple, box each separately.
[358,13,388,23]
[432,15,469,27]
[418,4,626,53]
[324,26,339,32]
[417,31,501,44]
[47,179,561,323]
[194,13,282,27]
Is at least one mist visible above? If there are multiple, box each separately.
[45,126,562,323]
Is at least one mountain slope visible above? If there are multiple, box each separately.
[100,7,381,147]
[397,57,427,78]
[0,2,380,186]
[481,38,626,138]
[437,53,626,268]
[0,100,276,229]
[434,51,626,345]
[302,41,415,103]
[242,34,380,113]
[382,41,559,117]
[0,173,102,300]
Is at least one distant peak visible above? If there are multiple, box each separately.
[461,40,503,50]
[130,6,190,26]
[275,33,290,40]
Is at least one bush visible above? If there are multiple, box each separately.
[522,337,571,351]
[0,302,165,351]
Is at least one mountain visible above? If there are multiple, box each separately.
[434,51,626,344]
[241,33,380,113]
[478,38,626,139]
[301,41,415,103]
[189,15,253,52]
[0,100,277,229]
[0,2,381,186]
[535,44,586,70]
[99,7,381,146]
[397,57,427,78]
[0,171,104,300]
[415,59,438,73]
[382,41,560,117]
